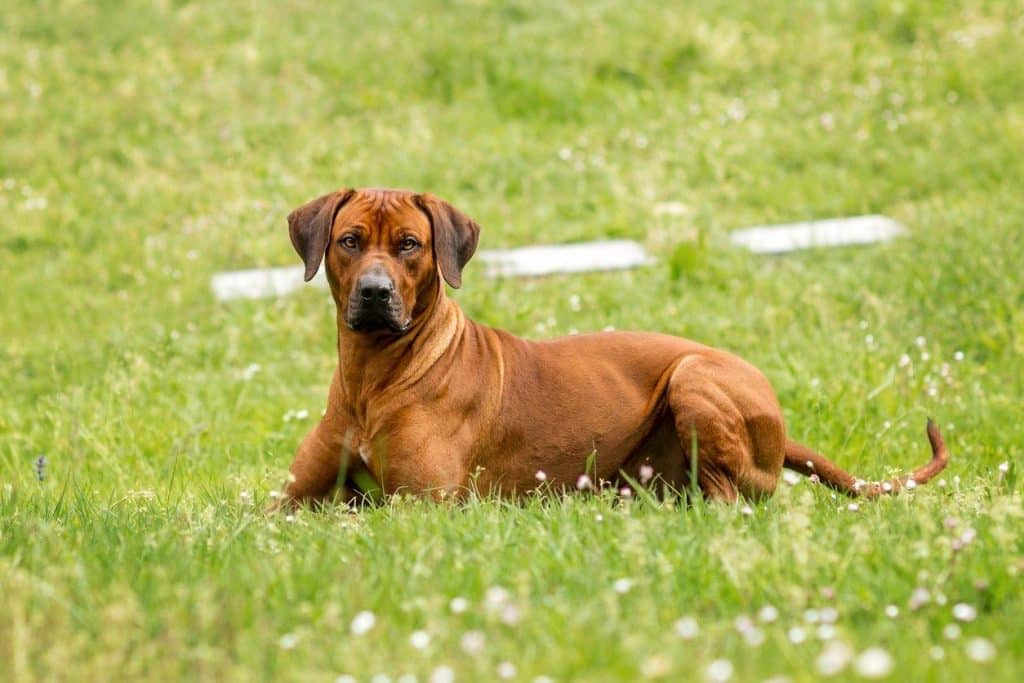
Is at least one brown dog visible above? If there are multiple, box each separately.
[278,187,948,507]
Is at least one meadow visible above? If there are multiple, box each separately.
[2,1,1023,680]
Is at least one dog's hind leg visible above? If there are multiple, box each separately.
[666,355,787,502]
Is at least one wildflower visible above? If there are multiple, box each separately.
[501,604,522,626]
[804,608,821,624]
[279,633,298,649]
[998,462,1009,474]
[965,637,996,662]
[820,607,839,624]
[847,503,860,512]
[740,505,754,516]
[619,486,633,498]
[535,470,547,482]
[929,646,945,660]
[595,513,604,522]
[642,655,670,678]
[460,630,485,654]
[350,611,376,636]
[898,354,911,368]
[943,624,961,640]
[576,474,593,490]
[817,624,837,640]
[705,659,734,682]
[336,676,357,683]
[449,597,469,613]
[854,647,893,678]
[953,351,964,362]
[816,641,853,676]
[639,464,654,484]
[904,478,917,490]
[758,605,779,623]
[915,336,926,348]
[909,587,930,610]
[787,627,808,644]
[613,578,633,594]
[410,630,431,650]
[884,605,899,618]
[952,603,977,622]
[430,666,455,683]
[485,586,510,608]
[674,616,699,639]
[734,615,754,633]
[743,627,765,646]
[782,470,801,486]
[497,662,516,679]
[242,363,261,380]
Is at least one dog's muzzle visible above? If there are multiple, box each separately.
[346,271,409,333]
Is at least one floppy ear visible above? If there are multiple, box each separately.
[414,193,481,289]
[287,189,355,281]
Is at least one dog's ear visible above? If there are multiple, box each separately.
[287,189,355,282]
[414,194,480,289]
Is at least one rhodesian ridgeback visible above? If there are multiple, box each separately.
[278,188,948,507]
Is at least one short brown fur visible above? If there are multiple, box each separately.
[278,188,949,507]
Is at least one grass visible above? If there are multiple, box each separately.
[2,0,1023,680]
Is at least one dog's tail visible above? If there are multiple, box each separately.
[783,419,949,498]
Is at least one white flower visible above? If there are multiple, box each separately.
[429,666,455,683]
[639,464,654,484]
[965,637,997,662]
[909,587,931,610]
[279,633,298,649]
[497,662,516,679]
[817,624,837,641]
[954,351,965,362]
[820,607,839,624]
[460,630,485,654]
[576,474,593,490]
[350,611,376,636]
[847,503,860,512]
[943,624,961,640]
[449,597,469,613]
[904,478,917,490]
[558,147,572,161]
[952,603,977,622]
[397,675,417,683]
[613,578,633,594]
[743,627,765,646]
[816,641,853,676]
[787,627,807,644]
[595,513,604,522]
[705,659,734,682]
[501,604,522,625]
[535,470,548,482]
[410,630,431,650]
[335,676,357,683]
[915,336,927,348]
[370,675,391,683]
[242,363,261,380]
[804,608,820,624]
[485,586,510,608]
[782,470,801,486]
[854,647,893,678]
[884,605,899,618]
[898,354,911,368]
[740,505,754,516]
[998,462,1009,473]
[929,646,945,660]
[758,605,779,623]
[674,616,699,639]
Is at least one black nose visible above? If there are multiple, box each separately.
[357,272,394,304]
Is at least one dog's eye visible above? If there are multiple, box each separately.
[339,234,359,250]
[399,237,420,253]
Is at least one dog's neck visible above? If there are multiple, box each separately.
[334,276,465,409]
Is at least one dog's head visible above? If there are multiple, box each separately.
[287,188,480,335]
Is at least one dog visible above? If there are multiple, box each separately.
[277,187,948,507]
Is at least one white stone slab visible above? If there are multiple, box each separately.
[730,215,905,254]
[211,240,654,301]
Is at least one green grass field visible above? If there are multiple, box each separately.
[2,1,1023,680]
